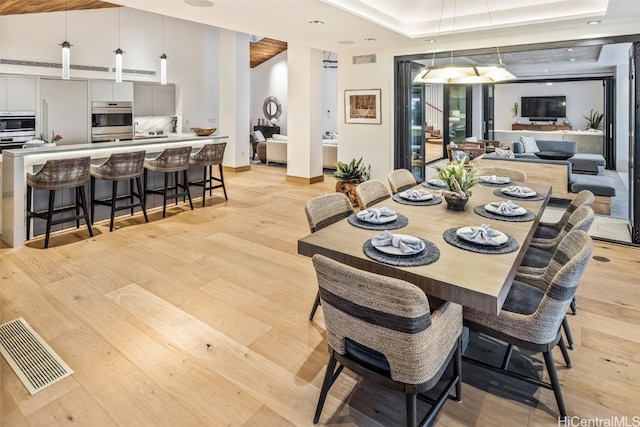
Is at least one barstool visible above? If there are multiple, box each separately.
[188,142,228,207]
[90,151,148,232]
[26,157,93,248]
[143,146,194,217]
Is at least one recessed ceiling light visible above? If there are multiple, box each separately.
[546,82,553,86]
[309,20,324,25]
[338,40,355,45]
[544,69,549,72]
[570,58,576,62]
[426,39,436,43]
[587,20,601,25]
[365,37,376,41]
[566,48,574,52]
[184,0,213,6]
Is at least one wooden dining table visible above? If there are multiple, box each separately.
[298,182,551,315]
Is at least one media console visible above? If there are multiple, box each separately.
[512,124,572,131]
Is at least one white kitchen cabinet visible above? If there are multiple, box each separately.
[41,79,89,145]
[133,82,175,116]
[91,80,133,102]
[0,75,36,111]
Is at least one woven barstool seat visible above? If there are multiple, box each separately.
[91,151,148,232]
[144,146,194,217]
[26,156,93,248]
[188,142,228,207]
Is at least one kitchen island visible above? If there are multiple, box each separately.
[2,134,228,248]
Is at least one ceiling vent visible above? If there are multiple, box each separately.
[352,54,377,65]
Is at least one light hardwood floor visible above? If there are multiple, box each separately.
[1,164,639,426]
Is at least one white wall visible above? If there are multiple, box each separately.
[322,66,338,135]
[0,8,220,133]
[250,50,288,134]
[494,81,603,131]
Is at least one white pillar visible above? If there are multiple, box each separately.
[219,29,250,170]
[287,44,324,183]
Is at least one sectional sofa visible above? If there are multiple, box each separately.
[265,135,338,169]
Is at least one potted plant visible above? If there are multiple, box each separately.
[433,157,479,210]
[334,157,371,207]
[511,102,519,122]
[584,109,603,130]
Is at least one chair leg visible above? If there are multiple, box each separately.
[78,185,93,237]
[558,336,572,368]
[136,177,149,223]
[201,166,207,207]
[129,179,135,216]
[208,165,213,197]
[501,343,514,370]
[405,393,418,427]
[90,176,96,224]
[543,350,568,420]
[44,190,56,249]
[26,185,33,240]
[454,338,462,402]
[75,187,81,229]
[110,180,118,231]
[174,171,179,205]
[184,169,194,210]
[309,292,321,321]
[313,356,339,425]
[562,316,574,350]
[162,172,169,217]
[219,164,228,200]
[570,297,577,315]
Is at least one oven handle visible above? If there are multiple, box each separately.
[91,108,133,115]
[1,137,14,142]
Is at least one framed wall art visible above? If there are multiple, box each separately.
[345,89,381,124]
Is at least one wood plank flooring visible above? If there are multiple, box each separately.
[1,164,639,426]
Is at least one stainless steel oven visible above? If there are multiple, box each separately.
[0,111,36,152]
[91,101,133,142]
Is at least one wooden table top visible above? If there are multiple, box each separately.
[298,182,551,315]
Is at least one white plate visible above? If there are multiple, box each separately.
[400,191,433,201]
[373,234,425,256]
[485,203,527,216]
[456,226,508,245]
[356,211,398,224]
[479,175,510,184]
[426,179,447,187]
[501,187,536,198]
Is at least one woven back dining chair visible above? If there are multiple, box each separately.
[304,192,354,321]
[477,166,527,183]
[388,169,417,194]
[463,230,593,421]
[312,254,462,427]
[355,179,392,209]
[533,190,594,241]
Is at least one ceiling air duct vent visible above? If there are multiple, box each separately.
[352,54,376,65]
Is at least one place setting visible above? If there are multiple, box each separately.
[347,206,408,230]
[493,185,545,201]
[474,200,535,222]
[443,223,519,254]
[422,178,448,191]
[363,230,440,266]
[392,188,442,206]
[477,175,515,187]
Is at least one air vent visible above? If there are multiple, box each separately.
[0,317,73,395]
[1,58,154,75]
[352,54,377,65]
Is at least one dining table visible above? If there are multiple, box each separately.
[298,181,551,315]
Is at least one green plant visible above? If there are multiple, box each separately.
[334,157,371,182]
[511,102,519,117]
[584,109,604,130]
[433,157,479,194]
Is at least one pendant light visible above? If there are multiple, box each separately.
[115,8,123,83]
[160,16,167,85]
[60,1,71,79]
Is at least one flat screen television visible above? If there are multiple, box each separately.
[521,96,566,121]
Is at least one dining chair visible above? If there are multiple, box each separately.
[188,142,228,207]
[312,254,462,427]
[446,143,486,162]
[477,166,527,183]
[355,179,392,209]
[387,169,417,194]
[304,192,354,320]
[463,230,593,421]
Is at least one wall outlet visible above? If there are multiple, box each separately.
[208,118,216,124]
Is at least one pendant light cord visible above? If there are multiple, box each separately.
[485,0,504,65]
[162,16,165,52]
[64,0,68,40]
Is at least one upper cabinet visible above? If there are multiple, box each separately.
[91,80,133,102]
[134,83,175,116]
[0,75,36,111]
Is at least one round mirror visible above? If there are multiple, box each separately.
[263,96,282,121]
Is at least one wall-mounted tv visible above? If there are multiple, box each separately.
[521,96,566,121]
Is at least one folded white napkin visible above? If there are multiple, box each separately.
[427,178,447,187]
[402,189,432,200]
[458,224,502,246]
[504,185,535,197]
[371,230,425,254]
[356,207,396,223]
[489,200,523,216]
[480,175,509,184]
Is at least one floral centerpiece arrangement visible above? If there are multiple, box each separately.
[433,156,479,210]
[334,157,371,207]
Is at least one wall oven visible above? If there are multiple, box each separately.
[91,101,133,142]
[0,111,36,152]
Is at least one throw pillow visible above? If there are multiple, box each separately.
[519,136,540,153]
[465,136,478,142]
[512,141,525,153]
[251,130,266,142]
[494,148,514,158]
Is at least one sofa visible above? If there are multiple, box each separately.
[264,134,338,169]
[477,138,615,214]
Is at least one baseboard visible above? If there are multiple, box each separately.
[222,165,251,173]
[286,175,324,184]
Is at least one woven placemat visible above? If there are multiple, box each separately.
[442,227,519,254]
[473,205,535,222]
[392,193,443,206]
[492,188,545,201]
[421,182,448,191]
[478,180,515,187]
[363,239,440,266]
[347,213,408,230]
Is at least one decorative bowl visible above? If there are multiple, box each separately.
[191,127,217,136]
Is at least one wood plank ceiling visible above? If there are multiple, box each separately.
[0,0,287,68]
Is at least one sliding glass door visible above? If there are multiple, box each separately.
[630,43,639,243]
